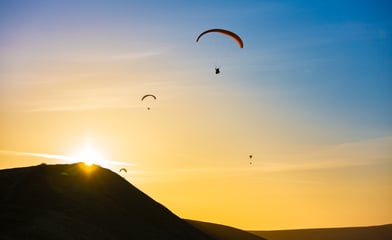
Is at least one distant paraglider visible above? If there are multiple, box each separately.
[119,168,127,173]
[141,94,157,110]
[196,28,243,74]
[249,155,253,165]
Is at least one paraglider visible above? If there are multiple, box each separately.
[119,168,127,173]
[249,155,253,165]
[141,94,157,110]
[196,28,243,74]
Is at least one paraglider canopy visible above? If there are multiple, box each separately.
[119,168,127,173]
[196,28,244,48]
[141,94,157,101]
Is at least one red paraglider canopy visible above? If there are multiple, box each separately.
[196,28,243,48]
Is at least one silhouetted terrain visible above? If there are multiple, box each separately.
[187,219,266,240]
[251,224,392,240]
[0,163,214,240]
[2,163,390,240]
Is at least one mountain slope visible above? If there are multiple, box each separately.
[186,219,266,240]
[251,224,392,240]
[0,163,215,240]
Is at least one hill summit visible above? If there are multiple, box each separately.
[0,163,214,240]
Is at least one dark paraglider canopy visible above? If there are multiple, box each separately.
[141,94,157,101]
[119,168,127,173]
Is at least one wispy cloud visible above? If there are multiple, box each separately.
[19,78,187,112]
[0,150,134,166]
[0,150,73,162]
[131,136,392,178]
[130,159,374,177]
[71,49,167,63]
[26,102,141,112]
[12,84,143,112]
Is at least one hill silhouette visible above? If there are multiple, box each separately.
[0,163,215,240]
[186,220,266,240]
[251,224,392,240]
[2,163,390,240]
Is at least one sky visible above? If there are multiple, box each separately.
[0,0,391,230]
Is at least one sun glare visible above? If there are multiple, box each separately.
[72,141,104,166]
[69,138,134,173]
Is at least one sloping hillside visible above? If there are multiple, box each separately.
[187,219,266,240]
[0,163,214,240]
[251,224,392,240]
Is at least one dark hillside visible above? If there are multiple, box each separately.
[251,224,392,240]
[186,219,266,240]
[0,163,215,240]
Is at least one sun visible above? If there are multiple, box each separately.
[72,141,104,166]
[69,137,134,172]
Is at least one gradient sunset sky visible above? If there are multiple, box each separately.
[1,0,391,230]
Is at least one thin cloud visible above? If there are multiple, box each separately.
[27,103,141,112]
[130,159,374,177]
[0,150,134,166]
[131,136,392,178]
[69,49,167,63]
[22,80,187,112]
[0,150,73,162]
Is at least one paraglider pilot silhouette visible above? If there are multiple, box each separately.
[215,67,220,74]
